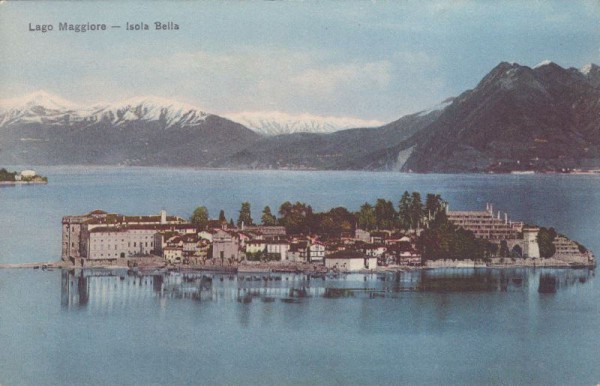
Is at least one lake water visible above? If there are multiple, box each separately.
[1,167,599,384]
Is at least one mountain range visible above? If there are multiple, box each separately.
[1,61,599,172]
[223,111,384,136]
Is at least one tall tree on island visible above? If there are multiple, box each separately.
[424,194,444,218]
[218,210,226,224]
[409,192,423,229]
[537,227,557,258]
[356,202,377,231]
[398,191,412,230]
[374,198,397,230]
[190,206,209,230]
[261,206,277,226]
[237,202,254,228]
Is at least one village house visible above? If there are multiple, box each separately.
[308,242,325,263]
[163,246,183,264]
[198,230,214,243]
[325,250,378,271]
[364,244,387,257]
[211,229,240,261]
[354,228,370,243]
[245,239,267,255]
[241,225,287,237]
[287,241,309,262]
[266,240,290,261]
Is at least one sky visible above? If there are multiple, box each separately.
[1,0,599,122]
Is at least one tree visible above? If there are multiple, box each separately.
[398,191,412,230]
[261,206,277,226]
[218,210,226,223]
[317,207,355,239]
[424,194,445,221]
[417,213,493,262]
[511,244,523,258]
[237,202,254,228]
[499,240,510,257]
[190,206,209,230]
[537,227,557,258]
[374,198,396,230]
[409,192,423,229]
[356,202,376,231]
[279,201,313,235]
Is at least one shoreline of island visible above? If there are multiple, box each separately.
[0,180,48,186]
[0,257,594,273]
[0,168,48,185]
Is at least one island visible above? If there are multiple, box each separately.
[53,193,594,272]
[0,168,48,185]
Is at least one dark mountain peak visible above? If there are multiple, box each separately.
[402,59,600,173]
[531,60,576,80]
[472,61,549,98]
[532,59,561,70]
[476,62,521,87]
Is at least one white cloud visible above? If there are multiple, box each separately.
[108,48,403,119]
[290,61,392,97]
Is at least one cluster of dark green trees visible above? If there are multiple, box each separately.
[356,192,446,231]
[417,211,497,261]
[190,192,447,238]
[191,200,355,239]
[0,168,17,182]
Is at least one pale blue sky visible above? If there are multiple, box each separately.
[1,0,599,121]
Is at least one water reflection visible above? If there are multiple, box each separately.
[61,268,595,309]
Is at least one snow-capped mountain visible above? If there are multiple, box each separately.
[0,90,87,127]
[0,91,260,167]
[224,111,384,135]
[88,96,208,128]
[0,92,209,128]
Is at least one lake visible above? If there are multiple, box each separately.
[1,167,599,384]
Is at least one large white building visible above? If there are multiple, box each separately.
[62,210,194,261]
[446,203,520,241]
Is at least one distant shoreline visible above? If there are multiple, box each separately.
[0,180,47,186]
[5,164,600,176]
